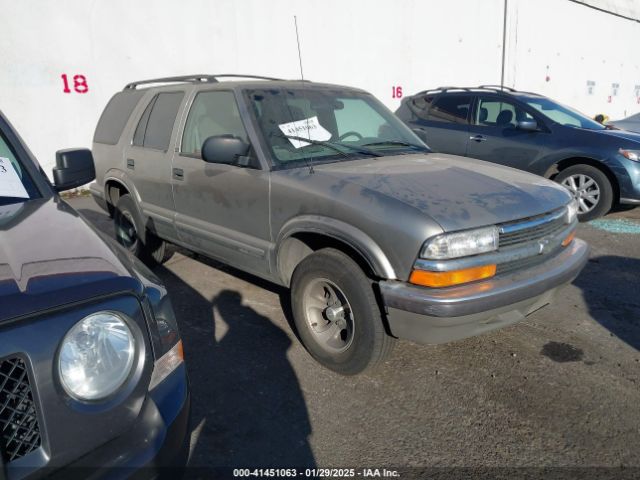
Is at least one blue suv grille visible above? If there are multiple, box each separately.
[0,357,41,462]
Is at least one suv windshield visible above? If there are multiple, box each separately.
[524,97,605,131]
[0,131,40,206]
[245,87,428,167]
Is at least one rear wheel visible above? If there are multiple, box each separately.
[114,194,172,265]
[556,165,613,221]
[290,248,395,375]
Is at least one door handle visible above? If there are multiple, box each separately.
[470,135,487,142]
[172,168,184,180]
[126,158,135,169]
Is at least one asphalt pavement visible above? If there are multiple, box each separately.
[69,196,640,478]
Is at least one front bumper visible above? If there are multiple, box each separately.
[614,155,640,203]
[380,238,589,344]
[50,364,191,479]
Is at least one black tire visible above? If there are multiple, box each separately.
[555,164,614,221]
[113,194,173,265]
[290,248,395,375]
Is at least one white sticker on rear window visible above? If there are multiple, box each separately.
[278,116,331,149]
[0,157,29,199]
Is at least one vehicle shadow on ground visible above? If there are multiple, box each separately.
[76,208,316,473]
[573,255,640,351]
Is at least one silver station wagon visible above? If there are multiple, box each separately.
[90,74,589,374]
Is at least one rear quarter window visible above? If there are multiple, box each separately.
[138,92,184,151]
[93,91,146,145]
[428,95,472,124]
[409,95,435,121]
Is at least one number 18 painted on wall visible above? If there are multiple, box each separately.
[61,74,89,94]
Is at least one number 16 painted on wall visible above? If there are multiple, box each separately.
[392,85,403,99]
[61,74,89,94]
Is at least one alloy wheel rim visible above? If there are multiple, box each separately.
[561,174,600,214]
[116,211,138,250]
[302,278,355,354]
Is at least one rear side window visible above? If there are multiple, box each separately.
[94,91,145,145]
[428,95,471,124]
[134,92,184,151]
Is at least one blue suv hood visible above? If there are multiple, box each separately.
[594,127,640,145]
[0,198,144,322]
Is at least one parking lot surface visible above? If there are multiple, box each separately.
[70,197,640,474]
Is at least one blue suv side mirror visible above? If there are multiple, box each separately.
[517,120,539,132]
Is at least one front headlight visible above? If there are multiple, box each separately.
[58,312,135,401]
[619,148,640,162]
[420,226,499,260]
[565,200,578,224]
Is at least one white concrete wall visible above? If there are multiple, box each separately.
[0,0,637,176]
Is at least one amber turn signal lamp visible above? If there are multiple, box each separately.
[176,339,185,360]
[561,231,576,247]
[409,264,497,288]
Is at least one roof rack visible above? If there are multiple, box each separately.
[412,84,519,97]
[124,74,286,90]
[415,86,475,96]
[478,84,517,92]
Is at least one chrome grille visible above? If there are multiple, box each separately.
[499,209,567,248]
[496,249,561,275]
[0,357,41,462]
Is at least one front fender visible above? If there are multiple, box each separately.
[276,215,397,280]
[536,151,605,178]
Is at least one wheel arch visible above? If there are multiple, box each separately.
[103,170,143,215]
[543,156,620,202]
[275,216,397,286]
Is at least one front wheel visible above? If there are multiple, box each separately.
[290,248,395,375]
[556,165,614,221]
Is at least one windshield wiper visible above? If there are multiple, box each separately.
[275,134,350,160]
[277,134,383,158]
[362,140,429,151]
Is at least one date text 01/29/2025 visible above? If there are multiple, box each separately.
[233,468,400,478]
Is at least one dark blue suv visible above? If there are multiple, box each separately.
[396,86,640,220]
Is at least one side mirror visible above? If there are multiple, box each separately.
[201,135,250,165]
[411,128,429,143]
[517,120,538,132]
[52,148,96,192]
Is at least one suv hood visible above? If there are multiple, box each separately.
[595,127,640,145]
[315,153,571,231]
[0,198,144,322]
